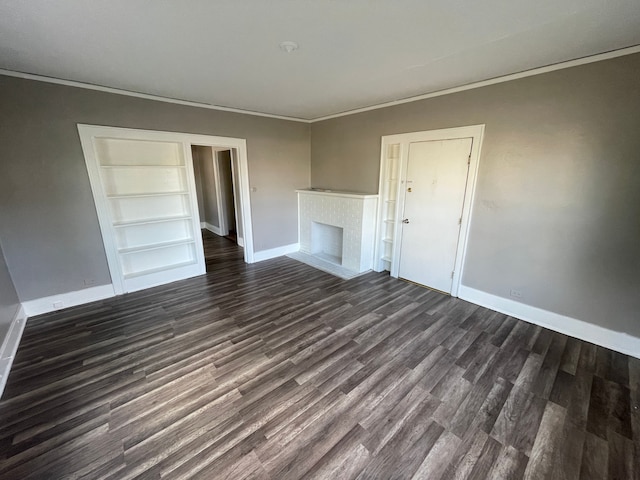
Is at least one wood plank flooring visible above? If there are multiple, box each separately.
[0,231,638,479]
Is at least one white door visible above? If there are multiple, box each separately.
[398,138,473,293]
[79,126,206,294]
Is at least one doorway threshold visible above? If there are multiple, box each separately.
[287,252,369,280]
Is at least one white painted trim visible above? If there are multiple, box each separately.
[230,148,249,256]
[200,222,207,228]
[0,305,27,398]
[123,264,205,294]
[78,127,126,294]
[212,151,229,237]
[458,285,640,360]
[295,189,378,199]
[253,243,300,262]
[203,222,223,236]
[0,69,308,123]
[312,45,640,122]
[21,284,115,317]
[182,141,208,281]
[2,45,639,123]
[376,125,484,297]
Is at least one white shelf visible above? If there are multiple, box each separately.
[113,214,191,227]
[123,260,196,279]
[376,144,402,273]
[118,239,194,255]
[108,191,189,199]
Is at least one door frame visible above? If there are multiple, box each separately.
[375,125,484,297]
[79,125,256,295]
[211,149,230,237]
[161,135,253,261]
[229,149,245,247]
[211,149,244,246]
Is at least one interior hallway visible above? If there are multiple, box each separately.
[203,229,244,273]
[0,237,637,479]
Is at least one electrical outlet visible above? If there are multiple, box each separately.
[510,289,522,299]
[53,301,64,309]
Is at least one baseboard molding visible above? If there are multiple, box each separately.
[0,305,27,398]
[22,284,116,317]
[202,222,223,236]
[253,243,300,262]
[237,237,245,248]
[458,285,640,359]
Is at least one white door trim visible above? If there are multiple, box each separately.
[188,141,252,260]
[376,125,485,297]
[229,149,245,247]
[212,151,229,237]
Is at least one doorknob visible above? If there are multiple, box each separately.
[402,218,410,224]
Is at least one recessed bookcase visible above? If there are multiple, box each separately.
[95,137,199,281]
[376,143,401,272]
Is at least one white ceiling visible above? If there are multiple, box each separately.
[1,0,639,120]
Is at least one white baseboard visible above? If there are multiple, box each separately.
[0,305,28,398]
[458,285,640,359]
[237,237,245,248]
[253,243,300,262]
[202,222,223,236]
[22,284,116,317]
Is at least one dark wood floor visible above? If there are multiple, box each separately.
[0,231,638,479]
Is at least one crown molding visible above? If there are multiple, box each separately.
[311,44,640,122]
[2,44,639,123]
[0,69,311,123]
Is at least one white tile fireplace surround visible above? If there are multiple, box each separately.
[293,189,378,279]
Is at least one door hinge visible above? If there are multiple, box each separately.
[468,154,471,165]
[451,271,455,279]
[458,217,462,225]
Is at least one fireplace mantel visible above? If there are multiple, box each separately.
[295,189,379,200]
[295,189,378,278]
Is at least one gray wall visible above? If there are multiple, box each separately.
[0,75,310,302]
[0,240,20,342]
[191,149,206,222]
[192,146,220,227]
[311,53,640,337]
[217,151,237,233]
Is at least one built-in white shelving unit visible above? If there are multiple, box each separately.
[376,143,401,271]
[95,139,198,281]
[79,129,206,294]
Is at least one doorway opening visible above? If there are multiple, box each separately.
[191,145,248,272]
[373,125,485,297]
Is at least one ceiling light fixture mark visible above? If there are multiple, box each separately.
[279,41,299,53]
